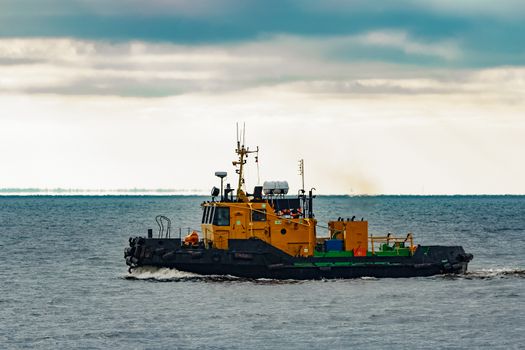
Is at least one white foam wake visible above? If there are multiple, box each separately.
[123,267,305,283]
[124,266,243,282]
[465,267,525,279]
[126,267,201,281]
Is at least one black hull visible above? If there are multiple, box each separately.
[125,237,473,280]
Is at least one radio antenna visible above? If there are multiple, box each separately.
[232,124,258,202]
[242,122,246,146]
[298,159,305,193]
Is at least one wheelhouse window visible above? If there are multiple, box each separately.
[201,207,207,223]
[212,207,230,226]
[208,206,215,224]
[251,209,266,222]
[202,206,215,224]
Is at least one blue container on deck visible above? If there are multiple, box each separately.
[325,239,344,251]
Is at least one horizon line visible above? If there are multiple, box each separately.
[0,188,524,197]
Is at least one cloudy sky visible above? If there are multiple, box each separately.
[1,0,524,194]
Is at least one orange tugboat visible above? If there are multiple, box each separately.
[125,129,472,279]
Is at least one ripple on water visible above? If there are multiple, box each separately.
[2,196,524,349]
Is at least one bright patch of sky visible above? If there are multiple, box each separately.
[0,0,524,194]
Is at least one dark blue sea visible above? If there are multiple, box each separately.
[1,196,524,349]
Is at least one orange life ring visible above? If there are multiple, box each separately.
[184,231,199,245]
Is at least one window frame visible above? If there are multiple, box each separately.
[212,207,230,226]
[251,208,267,222]
[208,206,216,224]
[201,206,208,224]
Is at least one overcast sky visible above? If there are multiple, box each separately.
[1,0,524,194]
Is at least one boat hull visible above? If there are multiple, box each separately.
[125,237,472,280]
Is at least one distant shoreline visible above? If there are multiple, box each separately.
[0,189,206,196]
[0,192,523,197]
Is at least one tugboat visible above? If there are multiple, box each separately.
[125,132,473,279]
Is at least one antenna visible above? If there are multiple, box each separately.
[236,122,240,148]
[232,124,258,202]
[298,159,305,193]
[255,148,260,185]
[243,122,246,146]
[298,159,306,217]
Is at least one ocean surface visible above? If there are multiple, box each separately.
[1,195,524,349]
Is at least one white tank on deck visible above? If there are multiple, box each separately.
[263,181,289,195]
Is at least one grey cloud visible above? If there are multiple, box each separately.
[0,58,43,65]
[23,78,199,97]
[78,0,247,17]
[304,0,525,21]
[0,0,245,17]
[284,80,461,96]
[0,37,523,100]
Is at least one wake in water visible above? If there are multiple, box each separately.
[441,267,525,280]
[123,267,302,284]
[465,268,525,279]
[124,267,239,282]
[124,267,524,283]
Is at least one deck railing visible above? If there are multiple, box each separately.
[369,233,415,254]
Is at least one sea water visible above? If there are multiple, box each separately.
[0,196,524,349]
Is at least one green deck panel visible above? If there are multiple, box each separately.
[314,248,411,258]
[374,248,411,257]
[292,261,403,268]
[313,250,354,258]
[293,263,316,267]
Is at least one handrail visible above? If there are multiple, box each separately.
[154,215,202,240]
[155,215,171,238]
[370,233,415,254]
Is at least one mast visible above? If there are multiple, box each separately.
[232,123,258,202]
[298,159,306,216]
[298,159,305,193]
